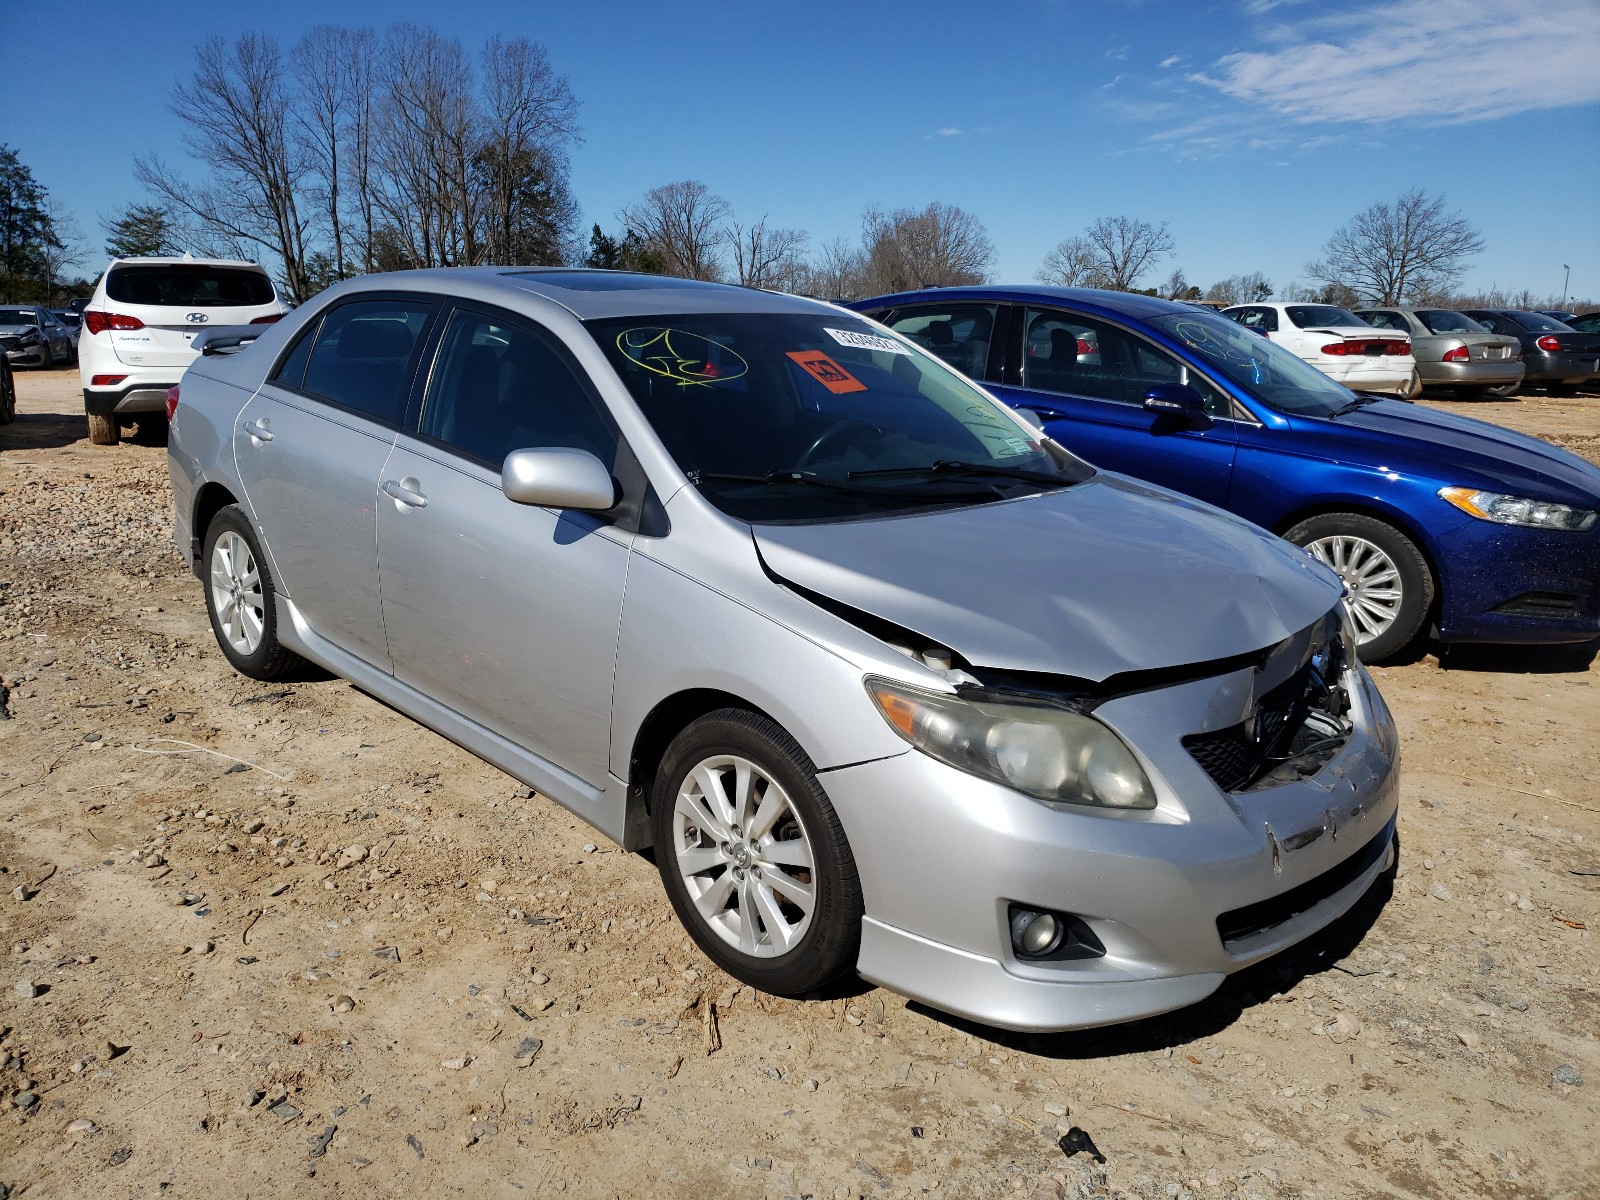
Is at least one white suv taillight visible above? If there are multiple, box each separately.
[83,311,145,335]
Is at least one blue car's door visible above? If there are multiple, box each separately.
[987,306,1239,508]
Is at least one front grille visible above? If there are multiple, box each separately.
[1492,591,1581,619]
[1217,818,1394,946]
[1182,662,1316,792]
[0,336,17,350]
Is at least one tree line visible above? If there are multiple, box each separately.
[0,27,1588,311]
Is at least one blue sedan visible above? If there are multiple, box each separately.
[850,287,1600,661]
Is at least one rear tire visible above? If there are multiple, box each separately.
[1284,513,1434,663]
[0,361,15,425]
[86,410,119,445]
[650,708,863,997]
[1486,381,1520,398]
[202,505,306,681]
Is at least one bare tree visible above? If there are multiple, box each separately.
[373,25,481,269]
[725,216,809,290]
[1081,215,1174,292]
[342,28,379,272]
[861,202,994,293]
[476,35,581,264]
[1036,236,1102,288]
[292,26,364,280]
[620,180,730,280]
[796,236,869,300]
[1305,188,1484,305]
[1204,271,1273,306]
[137,35,314,300]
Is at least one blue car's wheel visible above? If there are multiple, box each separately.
[1286,513,1434,663]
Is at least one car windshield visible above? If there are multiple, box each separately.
[106,264,276,308]
[53,311,80,327]
[1417,310,1487,334]
[587,311,1091,522]
[1285,305,1365,329]
[1509,311,1573,332]
[0,309,41,326]
[1148,311,1357,418]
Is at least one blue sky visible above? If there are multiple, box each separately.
[7,0,1599,300]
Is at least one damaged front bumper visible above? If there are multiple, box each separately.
[829,652,1399,1033]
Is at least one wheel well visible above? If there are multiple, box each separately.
[191,483,239,570]
[1272,501,1444,618]
[624,689,775,846]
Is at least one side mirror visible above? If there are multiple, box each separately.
[1013,408,1045,432]
[1142,385,1213,430]
[501,447,618,510]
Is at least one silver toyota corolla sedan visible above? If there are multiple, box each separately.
[167,268,1400,1032]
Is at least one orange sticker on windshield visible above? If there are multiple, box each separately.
[787,350,867,394]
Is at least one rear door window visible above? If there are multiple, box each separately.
[879,303,999,380]
[296,299,434,427]
[105,265,277,308]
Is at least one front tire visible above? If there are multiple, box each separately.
[650,709,863,996]
[1284,513,1434,663]
[202,505,305,680]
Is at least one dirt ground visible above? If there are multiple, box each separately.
[2,365,1598,1200]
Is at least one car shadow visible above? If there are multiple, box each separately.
[0,407,88,452]
[903,867,1396,1058]
[0,407,168,452]
[1433,639,1599,674]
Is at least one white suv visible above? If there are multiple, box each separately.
[1221,302,1420,398]
[79,256,285,445]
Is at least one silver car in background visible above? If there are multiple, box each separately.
[167,268,1399,1032]
[1356,307,1523,399]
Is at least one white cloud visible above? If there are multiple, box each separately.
[1199,0,1600,124]
[934,128,961,137]
[1159,55,1181,69]
[1102,73,1127,90]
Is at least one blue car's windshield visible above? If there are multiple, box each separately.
[1148,311,1355,418]
[588,311,1091,522]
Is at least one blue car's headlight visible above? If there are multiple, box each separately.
[866,677,1157,809]
[1438,487,1596,533]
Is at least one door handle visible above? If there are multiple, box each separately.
[242,418,273,442]
[381,478,428,509]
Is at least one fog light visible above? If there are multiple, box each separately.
[1010,908,1064,958]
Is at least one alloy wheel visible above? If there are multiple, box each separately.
[1304,534,1403,644]
[209,531,266,656]
[670,754,816,958]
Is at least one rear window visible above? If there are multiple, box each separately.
[1509,311,1572,332]
[1285,305,1364,328]
[106,264,276,308]
[1417,310,1487,334]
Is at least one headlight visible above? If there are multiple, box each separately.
[17,330,40,347]
[865,677,1156,809]
[1438,486,1596,532]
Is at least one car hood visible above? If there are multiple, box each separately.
[0,324,39,336]
[1329,400,1600,502]
[753,474,1342,682]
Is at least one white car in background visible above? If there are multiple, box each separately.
[78,255,285,445]
[1221,302,1419,398]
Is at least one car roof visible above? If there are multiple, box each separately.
[854,284,1200,321]
[326,266,827,321]
[108,255,270,269]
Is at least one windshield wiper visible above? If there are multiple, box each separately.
[690,469,991,499]
[1332,394,1385,416]
[848,460,1074,486]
